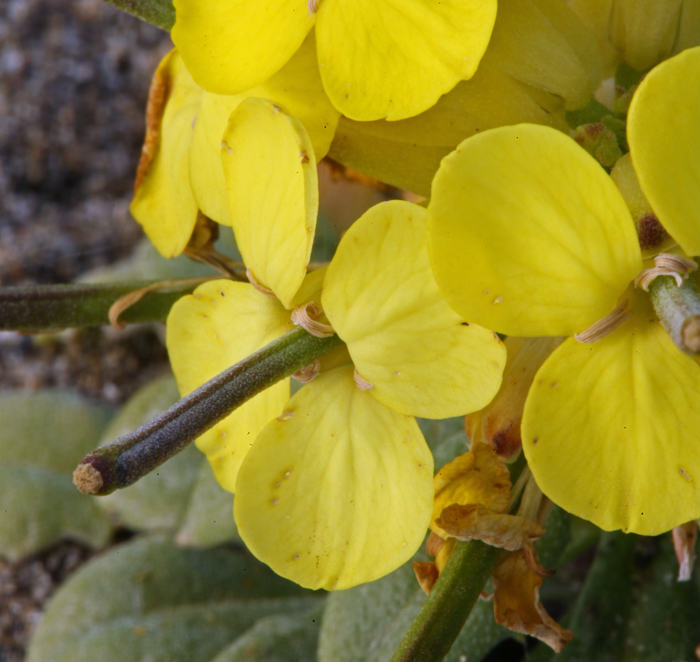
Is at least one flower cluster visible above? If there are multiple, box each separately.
[129,0,700,651]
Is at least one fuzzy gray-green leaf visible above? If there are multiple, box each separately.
[0,390,113,560]
[27,536,320,662]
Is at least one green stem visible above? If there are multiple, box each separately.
[0,280,197,331]
[390,540,503,662]
[73,328,343,496]
[390,454,527,662]
[648,275,700,354]
[103,0,174,30]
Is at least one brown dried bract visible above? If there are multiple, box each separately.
[413,561,439,595]
[436,503,545,551]
[492,550,573,653]
[672,520,698,581]
[134,63,171,193]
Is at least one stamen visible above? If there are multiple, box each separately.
[353,368,374,390]
[634,253,699,291]
[292,359,320,384]
[307,0,319,15]
[246,269,276,297]
[291,302,335,338]
[574,300,632,344]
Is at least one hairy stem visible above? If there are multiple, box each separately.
[390,454,527,662]
[648,275,700,354]
[73,328,343,496]
[0,280,201,331]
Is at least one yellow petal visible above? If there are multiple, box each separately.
[323,201,505,418]
[493,550,573,652]
[435,536,457,573]
[130,50,202,258]
[172,0,313,96]
[428,124,643,337]
[437,504,545,550]
[328,118,451,197]
[432,443,511,538]
[522,289,700,534]
[221,98,318,308]
[341,57,568,150]
[234,365,433,590]
[628,46,700,257]
[316,0,497,121]
[485,0,602,110]
[189,34,340,225]
[166,281,294,492]
[607,0,694,72]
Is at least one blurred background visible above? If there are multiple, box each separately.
[0,3,168,659]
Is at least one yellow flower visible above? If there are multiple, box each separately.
[427,47,700,535]
[234,199,507,590]
[171,0,498,122]
[166,98,326,492]
[130,39,339,258]
[166,97,506,590]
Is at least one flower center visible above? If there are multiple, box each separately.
[634,253,698,291]
[291,302,335,338]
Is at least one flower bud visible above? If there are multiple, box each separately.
[466,337,563,460]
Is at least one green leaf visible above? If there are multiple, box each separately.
[80,239,218,284]
[537,506,572,571]
[418,417,468,452]
[103,0,174,31]
[318,558,513,662]
[27,536,321,662]
[554,532,637,662]
[558,516,602,567]
[211,608,324,662]
[622,539,700,662]
[176,461,240,547]
[431,431,469,473]
[0,390,113,560]
[97,375,239,545]
[531,533,700,662]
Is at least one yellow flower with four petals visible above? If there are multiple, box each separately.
[429,46,700,536]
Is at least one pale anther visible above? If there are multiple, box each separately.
[291,302,335,338]
[307,0,319,15]
[292,359,321,384]
[246,269,276,297]
[634,253,699,291]
[574,300,632,344]
[353,368,374,390]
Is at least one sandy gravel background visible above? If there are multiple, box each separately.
[0,2,171,659]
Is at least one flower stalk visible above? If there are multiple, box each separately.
[0,280,202,332]
[390,454,527,662]
[648,274,700,354]
[73,327,343,496]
